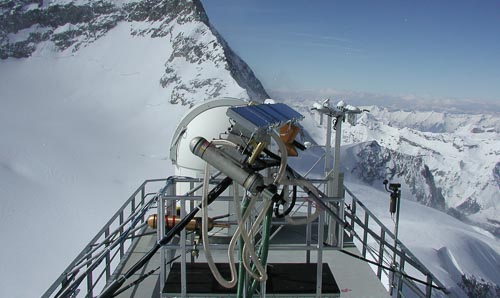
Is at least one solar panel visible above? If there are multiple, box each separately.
[227,103,304,133]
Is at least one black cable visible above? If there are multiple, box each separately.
[212,213,231,220]
[98,177,233,298]
[293,140,307,151]
[338,249,447,292]
[263,147,281,162]
[125,231,156,240]
[263,147,352,232]
[266,141,445,293]
[56,193,159,298]
[112,267,160,297]
[112,255,181,297]
[274,185,297,218]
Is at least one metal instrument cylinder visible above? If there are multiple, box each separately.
[190,137,264,194]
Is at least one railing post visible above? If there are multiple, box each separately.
[158,195,166,295]
[131,199,136,238]
[316,211,325,297]
[377,230,385,279]
[426,275,432,297]
[337,198,345,248]
[362,213,369,257]
[350,199,356,232]
[119,211,124,259]
[398,252,406,296]
[141,183,146,223]
[160,179,176,296]
[306,200,312,263]
[189,181,196,264]
[180,193,187,297]
[86,253,93,297]
[105,227,111,282]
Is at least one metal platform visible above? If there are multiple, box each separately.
[164,263,340,297]
[112,227,161,298]
[43,100,448,298]
[108,227,386,298]
[107,232,388,297]
[44,177,447,298]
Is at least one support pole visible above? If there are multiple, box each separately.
[326,116,344,246]
[390,188,402,296]
[324,114,332,175]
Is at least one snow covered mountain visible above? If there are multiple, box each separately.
[0,0,268,105]
[297,102,500,236]
[0,0,267,296]
[364,106,500,134]
[1,1,499,297]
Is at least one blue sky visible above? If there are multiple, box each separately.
[202,0,500,104]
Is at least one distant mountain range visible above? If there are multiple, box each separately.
[271,89,500,115]
[0,1,498,297]
[296,102,500,236]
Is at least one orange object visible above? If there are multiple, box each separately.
[280,124,301,156]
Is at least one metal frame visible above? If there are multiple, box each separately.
[43,176,448,298]
[343,187,448,297]
[42,178,169,298]
[157,176,340,298]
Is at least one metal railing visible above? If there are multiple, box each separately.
[343,186,448,297]
[43,178,169,298]
[157,176,339,298]
[43,176,448,298]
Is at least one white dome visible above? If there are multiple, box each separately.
[169,97,245,173]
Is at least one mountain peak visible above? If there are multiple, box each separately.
[0,0,210,56]
[0,0,268,104]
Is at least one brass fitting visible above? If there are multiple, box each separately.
[146,214,229,232]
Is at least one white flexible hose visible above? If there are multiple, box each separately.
[202,162,238,288]
[241,199,272,280]
[201,160,267,287]
[227,191,256,272]
[232,192,268,281]
[201,136,284,287]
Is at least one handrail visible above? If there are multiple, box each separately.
[44,176,448,298]
[43,178,169,298]
[343,186,448,297]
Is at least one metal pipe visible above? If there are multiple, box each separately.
[247,141,267,165]
[190,137,264,194]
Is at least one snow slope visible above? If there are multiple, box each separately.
[0,0,267,296]
[294,100,500,235]
[287,140,500,296]
[1,1,499,297]
[344,182,500,297]
[0,23,184,297]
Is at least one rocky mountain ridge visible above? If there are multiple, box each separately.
[365,106,500,134]
[348,114,499,235]
[0,0,268,105]
[342,141,446,210]
[0,1,270,295]
[296,102,499,236]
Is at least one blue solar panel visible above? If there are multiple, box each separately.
[227,103,303,132]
